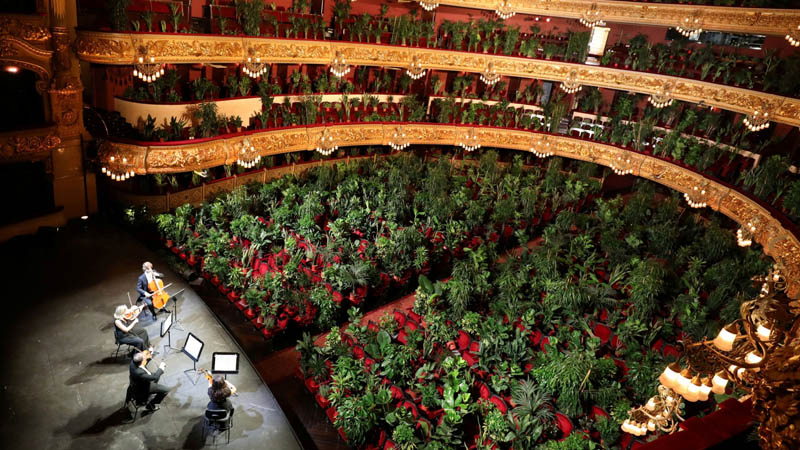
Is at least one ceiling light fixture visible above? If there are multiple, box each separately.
[480,62,501,86]
[329,51,350,78]
[406,55,426,80]
[458,128,481,152]
[495,0,516,20]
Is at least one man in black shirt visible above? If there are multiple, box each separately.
[129,351,169,411]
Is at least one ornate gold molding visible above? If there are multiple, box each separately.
[0,35,53,87]
[74,32,800,128]
[0,126,61,161]
[434,0,800,36]
[98,123,800,296]
[0,14,51,43]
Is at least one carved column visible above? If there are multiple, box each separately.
[48,0,96,218]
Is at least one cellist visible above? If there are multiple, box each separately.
[136,262,164,318]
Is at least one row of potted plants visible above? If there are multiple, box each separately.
[155,151,600,341]
[295,175,769,449]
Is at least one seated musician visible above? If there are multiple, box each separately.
[113,305,153,352]
[136,262,161,318]
[129,351,169,412]
[208,375,237,414]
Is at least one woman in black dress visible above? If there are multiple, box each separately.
[113,304,152,352]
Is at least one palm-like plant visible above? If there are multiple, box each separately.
[510,379,554,449]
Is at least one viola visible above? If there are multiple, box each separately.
[148,276,171,310]
[124,304,144,320]
[200,368,237,394]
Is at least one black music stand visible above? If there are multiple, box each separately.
[182,332,205,385]
[160,311,181,355]
[168,288,186,332]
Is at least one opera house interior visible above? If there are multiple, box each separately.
[3,0,800,449]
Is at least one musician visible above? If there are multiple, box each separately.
[208,374,236,413]
[113,305,153,352]
[129,351,169,412]
[136,262,162,318]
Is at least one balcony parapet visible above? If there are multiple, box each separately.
[0,125,62,161]
[75,31,800,128]
[433,0,800,36]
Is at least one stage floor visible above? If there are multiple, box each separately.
[0,220,302,450]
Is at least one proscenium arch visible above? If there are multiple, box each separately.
[74,31,800,128]
[98,122,800,295]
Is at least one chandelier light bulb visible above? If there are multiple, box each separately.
[712,324,738,351]
[711,371,729,394]
[745,351,763,365]
[756,324,772,341]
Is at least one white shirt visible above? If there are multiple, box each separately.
[140,365,152,376]
[145,270,154,283]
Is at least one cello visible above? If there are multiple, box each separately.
[148,275,171,310]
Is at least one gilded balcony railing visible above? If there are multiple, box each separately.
[426,0,800,36]
[75,31,800,128]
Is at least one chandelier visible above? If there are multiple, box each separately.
[388,126,411,151]
[737,220,758,247]
[458,128,481,152]
[406,55,426,80]
[683,184,710,208]
[418,0,439,12]
[744,109,771,132]
[243,49,268,79]
[625,266,799,443]
[559,70,582,94]
[648,83,674,109]
[676,13,703,38]
[236,139,261,169]
[495,0,516,20]
[316,129,338,156]
[579,4,601,29]
[787,24,800,47]
[480,62,501,86]
[133,47,164,83]
[530,136,553,158]
[610,155,634,176]
[101,155,136,182]
[329,51,350,78]
[623,384,685,436]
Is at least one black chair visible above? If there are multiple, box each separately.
[203,408,234,444]
[113,330,137,360]
[123,384,154,424]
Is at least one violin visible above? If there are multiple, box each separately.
[123,292,143,320]
[148,273,171,310]
[124,305,144,320]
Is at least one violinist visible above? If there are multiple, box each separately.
[129,351,169,412]
[136,262,162,318]
[113,304,153,352]
[207,374,236,414]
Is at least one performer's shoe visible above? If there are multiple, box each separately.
[145,403,160,412]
